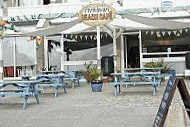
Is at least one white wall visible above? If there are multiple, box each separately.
[8,3,82,17]
[123,0,190,9]
[0,9,2,17]
[21,0,42,6]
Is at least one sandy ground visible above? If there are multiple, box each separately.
[0,80,189,127]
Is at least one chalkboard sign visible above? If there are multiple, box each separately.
[153,76,179,127]
[178,79,190,118]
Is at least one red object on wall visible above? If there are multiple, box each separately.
[3,67,14,77]
[1,20,5,27]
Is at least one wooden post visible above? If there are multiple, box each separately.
[97,26,101,70]
[139,30,143,68]
[61,34,65,71]
[43,36,48,70]
[121,34,124,73]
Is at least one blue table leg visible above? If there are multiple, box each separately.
[77,79,80,86]
[118,84,121,93]
[114,85,117,96]
[34,91,40,104]
[55,87,58,97]
[23,96,28,109]
[72,81,75,89]
[63,83,67,93]
[153,85,157,96]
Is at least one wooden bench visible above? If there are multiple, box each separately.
[0,81,40,109]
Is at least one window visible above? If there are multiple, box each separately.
[44,0,50,5]
[81,0,90,2]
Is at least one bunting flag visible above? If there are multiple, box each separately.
[179,30,183,34]
[36,36,43,49]
[93,35,97,40]
[105,33,108,38]
[70,35,73,39]
[162,31,166,36]
[75,35,78,39]
[185,29,188,33]
[90,35,93,40]
[176,32,181,37]
[85,35,88,40]
[151,31,154,35]
[101,34,103,38]
[72,35,76,41]
[145,31,149,35]
[80,35,83,40]
[1,27,7,38]
[65,34,68,38]
[168,31,172,36]
[156,31,161,37]
[173,31,177,35]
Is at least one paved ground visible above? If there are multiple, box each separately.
[0,80,189,127]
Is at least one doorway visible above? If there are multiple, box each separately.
[123,33,140,68]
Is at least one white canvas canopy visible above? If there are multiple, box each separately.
[61,23,95,34]
[109,18,155,30]
[122,14,190,29]
[22,14,190,36]
[25,19,79,36]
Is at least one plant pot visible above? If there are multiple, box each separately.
[91,81,103,92]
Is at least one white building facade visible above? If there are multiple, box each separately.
[1,0,190,77]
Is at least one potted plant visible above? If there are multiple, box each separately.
[144,58,173,73]
[88,67,103,92]
[82,62,103,92]
[144,58,175,81]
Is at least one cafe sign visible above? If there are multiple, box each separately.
[79,3,116,26]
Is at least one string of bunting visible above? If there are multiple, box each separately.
[9,13,78,22]
[28,35,43,49]
[63,33,108,41]
[145,28,189,37]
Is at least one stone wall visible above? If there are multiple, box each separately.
[36,43,44,74]
[116,36,121,72]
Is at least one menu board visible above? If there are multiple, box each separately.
[153,76,179,127]
[177,79,190,118]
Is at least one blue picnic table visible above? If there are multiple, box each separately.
[36,73,67,97]
[111,68,162,96]
[0,80,40,109]
[21,75,31,81]
[41,70,80,89]
[63,70,80,89]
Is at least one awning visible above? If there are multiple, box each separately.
[22,14,190,36]
[110,18,155,30]
[122,14,190,30]
[61,23,95,34]
[24,19,79,36]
